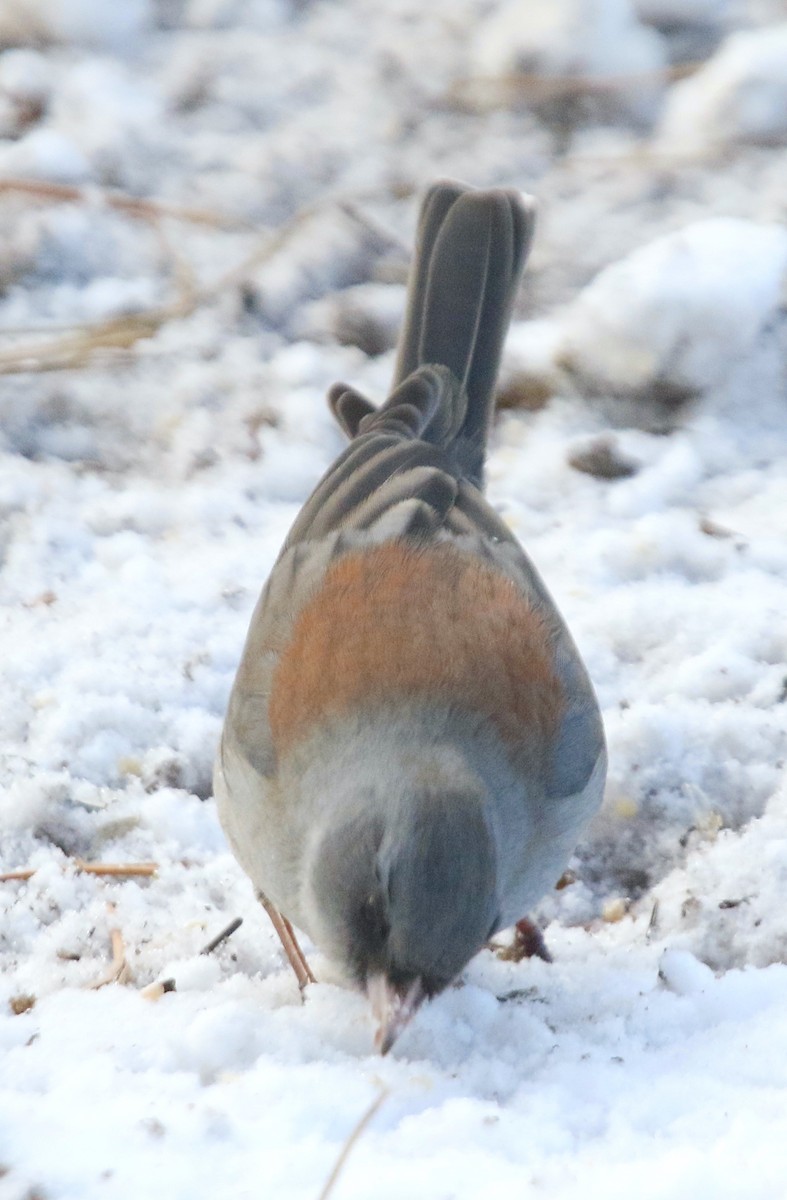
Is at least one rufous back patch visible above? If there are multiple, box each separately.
[269,541,563,755]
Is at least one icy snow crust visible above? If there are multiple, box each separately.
[1,1,787,1196]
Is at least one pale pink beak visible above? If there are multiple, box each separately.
[367,974,426,1054]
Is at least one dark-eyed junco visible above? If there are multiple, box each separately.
[214,180,606,1052]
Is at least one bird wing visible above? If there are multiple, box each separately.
[221,180,602,807]
[222,375,604,805]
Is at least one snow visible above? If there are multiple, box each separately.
[553,217,787,399]
[473,0,667,122]
[659,23,787,150]
[1,0,787,1197]
[1,0,152,51]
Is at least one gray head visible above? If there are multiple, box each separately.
[304,758,500,1051]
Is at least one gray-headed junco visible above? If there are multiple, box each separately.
[214,181,607,1053]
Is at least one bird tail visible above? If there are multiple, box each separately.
[328,182,535,489]
[392,181,535,487]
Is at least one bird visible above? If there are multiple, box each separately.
[214,180,607,1054]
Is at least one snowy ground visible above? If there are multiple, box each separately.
[2,1,787,1197]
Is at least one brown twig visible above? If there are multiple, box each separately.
[317,1086,390,1200]
[0,177,251,230]
[1,860,158,882]
[74,859,158,877]
[201,916,243,955]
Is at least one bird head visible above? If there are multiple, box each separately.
[304,765,500,1053]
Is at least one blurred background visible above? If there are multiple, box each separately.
[1,0,786,442]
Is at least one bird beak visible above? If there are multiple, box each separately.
[367,974,426,1055]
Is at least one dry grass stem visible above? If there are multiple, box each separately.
[2,861,157,882]
[449,61,700,108]
[74,859,158,877]
[317,1086,390,1200]
[0,177,251,229]
[0,195,334,376]
[91,926,133,989]
[0,304,193,374]
[200,916,244,956]
[336,199,407,253]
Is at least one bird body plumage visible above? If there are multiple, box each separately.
[214,180,606,1050]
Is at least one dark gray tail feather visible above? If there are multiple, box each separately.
[392,181,535,487]
[328,364,465,446]
[328,181,535,490]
